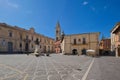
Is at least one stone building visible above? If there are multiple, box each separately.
[0,23,55,53]
[111,22,120,57]
[61,32,100,55]
[99,38,111,55]
[54,22,100,55]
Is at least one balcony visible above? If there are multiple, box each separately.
[71,43,88,45]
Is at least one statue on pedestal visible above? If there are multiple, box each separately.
[34,38,40,57]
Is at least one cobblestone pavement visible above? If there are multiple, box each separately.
[0,54,93,80]
[86,56,120,80]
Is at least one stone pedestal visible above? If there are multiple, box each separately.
[34,45,39,56]
[34,38,40,57]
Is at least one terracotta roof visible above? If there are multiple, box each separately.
[111,22,120,33]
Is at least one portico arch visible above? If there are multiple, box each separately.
[81,48,86,55]
[72,49,78,55]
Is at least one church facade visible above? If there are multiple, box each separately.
[0,23,55,53]
[55,22,100,55]
[54,22,62,53]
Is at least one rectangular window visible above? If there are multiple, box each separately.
[2,40,6,46]
[83,38,86,44]
[9,31,12,37]
[78,39,81,42]
[74,39,76,45]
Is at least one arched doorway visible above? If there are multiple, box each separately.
[72,49,77,55]
[82,48,86,55]
[25,43,29,52]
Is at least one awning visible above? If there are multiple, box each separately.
[86,49,95,52]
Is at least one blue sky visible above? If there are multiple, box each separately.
[0,0,120,39]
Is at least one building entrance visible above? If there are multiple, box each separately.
[8,42,13,53]
[72,49,77,55]
[82,48,86,55]
[25,43,29,52]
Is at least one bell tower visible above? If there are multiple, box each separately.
[56,21,61,41]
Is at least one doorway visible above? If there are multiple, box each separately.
[8,42,13,53]
[72,49,77,55]
[25,43,29,52]
[82,48,86,55]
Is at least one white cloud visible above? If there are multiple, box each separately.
[0,0,19,9]
[6,0,19,8]
[82,1,88,5]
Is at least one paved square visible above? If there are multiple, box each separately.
[0,54,93,80]
[0,54,120,80]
